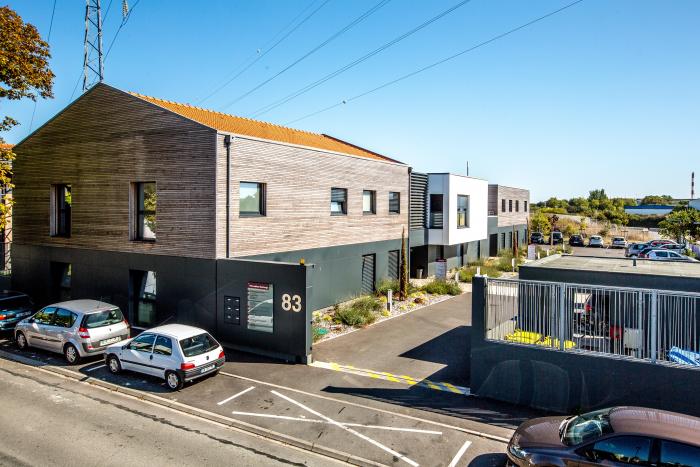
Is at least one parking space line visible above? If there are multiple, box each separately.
[311,361,471,396]
[447,440,472,467]
[271,390,420,467]
[85,364,106,372]
[217,386,255,406]
[231,411,443,435]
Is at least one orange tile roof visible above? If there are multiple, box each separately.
[129,92,400,163]
[0,143,13,150]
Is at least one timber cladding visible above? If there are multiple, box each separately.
[217,135,409,258]
[488,184,530,227]
[12,84,219,259]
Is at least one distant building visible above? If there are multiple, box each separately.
[624,205,674,216]
[689,199,700,211]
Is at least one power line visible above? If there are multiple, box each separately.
[247,0,473,118]
[219,0,392,110]
[286,0,586,125]
[197,0,330,106]
[29,0,58,132]
[104,0,141,61]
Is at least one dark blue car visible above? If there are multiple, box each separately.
[0,291,34,331]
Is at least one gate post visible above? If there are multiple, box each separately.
[559,284,566,350]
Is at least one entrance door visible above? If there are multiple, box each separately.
[489,234,498,257]
[361,254,375,294]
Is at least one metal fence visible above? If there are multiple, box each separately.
[485,278,700,368]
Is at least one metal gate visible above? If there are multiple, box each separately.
[361,254,375,294]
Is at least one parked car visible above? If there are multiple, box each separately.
[647,239,677,248]
[0,291,34,332]
[105,324,225,390]
[569,234,585,247]
[641,249,698,262]
[588,235,604,248]
[15,300,130,364]
[550,231,563,244]
[610,237,627,249]
[625,243,646,257]
[506,406,700,467]
[531,232,545,244]
[654,242,687,253]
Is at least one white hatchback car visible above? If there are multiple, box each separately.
[104,324,225,390]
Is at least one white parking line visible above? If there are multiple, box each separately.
[447,440,472,467]
[230,411,442,435]
[217,386,255,406]
[85,364,105,372]
[271,390,420,467]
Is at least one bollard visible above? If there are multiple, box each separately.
[476,266,481,276]
[387,289,393,312]
[511,258,515,272]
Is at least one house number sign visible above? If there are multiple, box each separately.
[281,294,302,312]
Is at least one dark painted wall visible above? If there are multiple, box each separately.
[409,240,483,278]
[471,277,700,416]
[243,239,401,311]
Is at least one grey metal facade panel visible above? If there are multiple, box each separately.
[409,171,428,230]
[488,184,530,227]
[12,84,219,259]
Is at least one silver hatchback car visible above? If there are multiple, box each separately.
[15,300,130,364]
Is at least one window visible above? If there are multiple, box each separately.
[509,199,513,212]
[83,308,124,329]
[524,200,528,212]
[128,333,156,353]
[131,270,156,327]
[389,192,400,214]
[429,194,443,228]
[501,199,506,212]
[133,182,156,240]
[51,184,72,237]
[33,307,56,325]
[457,195,469,228]
[501,232,506,249]
[240,182,265,216]
[363,190,376,214]
[153,335,173,356]
[331,188,347,215]
[589,436,651,465]
[180,333,220,357]
[660,440,700,467]
[247,282,273,333]
[54,308,77,328]
[51,262,71,302]
[515,200,519,212]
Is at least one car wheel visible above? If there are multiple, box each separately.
[15,332,28,350]
[165,371,183,390]
[64,344,80,365]
[107,355,121,374]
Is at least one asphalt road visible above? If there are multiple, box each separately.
[0,357,339,467]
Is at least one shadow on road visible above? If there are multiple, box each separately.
[399,324,471,386]
[468,453,508,467]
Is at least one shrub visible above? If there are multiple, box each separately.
[496,249,522,272]
[312,326,327,342]
[375,278,400,297]
[333,296,382,327]
[421,279,461,296]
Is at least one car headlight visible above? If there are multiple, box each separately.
[509,443,528,459]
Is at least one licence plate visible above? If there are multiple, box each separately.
[200,364,215,374]
[99,336,121,346]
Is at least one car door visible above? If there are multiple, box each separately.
[575,435,653,466]
[120,333,157,376]
[26,307,57,350]
[46,308,78,353]
[150,335,175,379]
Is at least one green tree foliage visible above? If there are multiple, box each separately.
[530,211,552,235]
[0,6,55,229]
[658,209,700,242]
[640,195,673,205]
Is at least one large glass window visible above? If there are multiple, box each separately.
[54,308,77,328]
[134,182,156,240]
[457,195,469,228]
[179,333,220,357]
[240,182,265,216]
[363,190,376,214]
[247,282,273,333]
[389,192,400,214]
[83,308,124,329]
[131,270,156,327]
[331,188,347,215]
[590,436,651,464]
[429,194,443,228]
[51,184,72,237]
[660,440,700,467]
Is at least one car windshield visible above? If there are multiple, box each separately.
[562,408,614,446]
[0,296,32,312]
[179,333,220,357]
[83,308,124,329]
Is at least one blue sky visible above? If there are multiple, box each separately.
[4,0,699,201]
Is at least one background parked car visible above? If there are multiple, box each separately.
[610,237,627,249]
[15,300,130,364]
[625,243,646,257]
[530,232,545,244]
[641,249,697,262]
[105,324,225,390]
[0,291,34,332]
[550,231,563,244]
[569,234,585,247]
[588,235,604,248]
[506,406,700,467]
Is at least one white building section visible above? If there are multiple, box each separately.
[426,173,488,246]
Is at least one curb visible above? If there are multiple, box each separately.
[0,349,384,467]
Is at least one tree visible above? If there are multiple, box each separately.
[0,5,54,229]
[530,211,552,236]
[399,227,408,300]
[641,195,672,205]
[588,189,608,202]
[659,209,700,243]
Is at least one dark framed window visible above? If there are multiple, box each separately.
[363,190,376,214]
[457,195,469,228]
[660,440,700,467]
[133,182,156,241]
[515,200,519,212]
[429,194,443,228]
[33,307,56,325]
[51,184,71,237]
[240,182,266,216]
[589,436,651,465]
[389,192,400,214]
[524,201,528,212]
[131,270,156,327]
[331,188,347,215]
[501,199,506,212]
[54,308,77,328]
[509,199,513,212]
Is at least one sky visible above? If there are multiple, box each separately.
[3,0,699,202]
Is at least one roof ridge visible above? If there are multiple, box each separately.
[128,91,322,137]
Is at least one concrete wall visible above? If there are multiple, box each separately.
[471,276,700,416]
